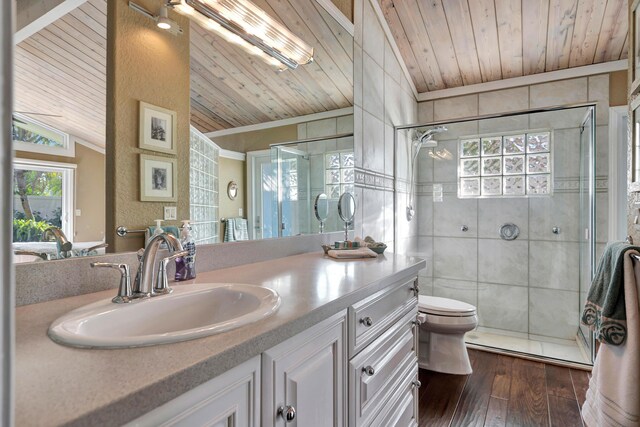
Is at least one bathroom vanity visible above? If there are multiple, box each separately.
[15,251,425,426]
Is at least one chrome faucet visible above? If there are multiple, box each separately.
[43,226,72,258]
[134,232,184,297]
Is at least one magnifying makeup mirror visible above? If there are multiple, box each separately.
[314,193,329,233]
[337,192,355,241]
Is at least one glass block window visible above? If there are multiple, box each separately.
[189,127,219,244]
[325,151,354,199]
[458,131,552,198]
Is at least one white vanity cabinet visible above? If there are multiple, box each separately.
[126,356,261,427]
[262,310,348,427]
[348,277,420,427]
[125,276,420,427]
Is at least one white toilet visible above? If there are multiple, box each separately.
[417,295,478,375]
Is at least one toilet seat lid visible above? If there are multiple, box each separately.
[418,296,476,316]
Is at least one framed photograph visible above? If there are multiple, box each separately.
[140,154,177,201]
[139,101,177,154]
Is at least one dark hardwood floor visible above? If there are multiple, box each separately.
[418,349,590,427]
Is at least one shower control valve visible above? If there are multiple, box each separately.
[461,225,468,232]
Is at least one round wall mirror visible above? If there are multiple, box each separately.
[314,193,329,222]
[227,181,238,200]
[314,193,329,234]
[338,192,356,223]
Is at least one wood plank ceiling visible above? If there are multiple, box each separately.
[189,0,353,133]
[14,0,107,147]
[380,0,628,93]
[13,0,353,146]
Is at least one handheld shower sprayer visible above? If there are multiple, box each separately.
[407,126,448,221]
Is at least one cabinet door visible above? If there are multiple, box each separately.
[127,356,260,427]
[262,310,347,427]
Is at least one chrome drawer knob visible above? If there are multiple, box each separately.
[363,365,375,376]
[410,283,420,294]
[360,316,373,327]
[412,380,422,389]
[278,405,296,422]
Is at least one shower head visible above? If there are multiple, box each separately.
[415,126,448,146]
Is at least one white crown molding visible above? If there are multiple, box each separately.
[219,149,246,161]
[205,107,354,138]
[314,0,354,36]
[15,0,88,44]
[417,60,629,102]
[74,138,105,155]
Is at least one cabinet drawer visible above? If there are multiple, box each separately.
[371,362,419,427]
[349,277,418,357]
[349,310,418,427]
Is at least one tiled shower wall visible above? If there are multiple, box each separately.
[402,75,611,342]
[353,0,417,247]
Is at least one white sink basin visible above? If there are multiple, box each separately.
[48,283,281,349]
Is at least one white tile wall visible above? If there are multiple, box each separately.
[479,87,529,115]
[433,278,478,306]
[434,94,478,121]
[529,241,580,291]
[478,239,529,286]
[528,193,581,242]
[530,78,588,108]
[433,237,478,280]
[433,195,478,237]
[529,288,579,340]
[478,282,528,332]
[478,198,529,239]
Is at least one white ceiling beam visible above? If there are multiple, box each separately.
[14,0,88,44]
[417,60,629,102]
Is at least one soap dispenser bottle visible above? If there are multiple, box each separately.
[148,219,164,243]
[175,220,196,281]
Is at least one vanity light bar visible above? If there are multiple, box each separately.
[169,0,314,71]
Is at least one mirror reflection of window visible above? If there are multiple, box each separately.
[12,159,74,244]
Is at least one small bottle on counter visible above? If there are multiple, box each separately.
[175,220,196,281]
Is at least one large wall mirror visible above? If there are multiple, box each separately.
[12,0,353,262]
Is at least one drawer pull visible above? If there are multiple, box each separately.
[410,283,420,295]
[412,380,422,389]
[360,316,373,327]
[362,365,375,376]
[278,405,296,422]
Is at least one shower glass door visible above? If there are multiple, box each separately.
[578,106,596,362]
[273,146,311,237]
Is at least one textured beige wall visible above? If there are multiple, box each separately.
[212,125,298,152]
[219,157,246,238]
[609,70,627,106]
[106,0,190,252]
[74,144,105,242]
[14,142,106,242]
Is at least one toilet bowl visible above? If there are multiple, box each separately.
[417,295,478,375]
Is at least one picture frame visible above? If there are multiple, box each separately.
[139,101,177,155]
[631,0,640,95]
[140,154,177,202]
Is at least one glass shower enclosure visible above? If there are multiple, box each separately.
[395,104,597,366]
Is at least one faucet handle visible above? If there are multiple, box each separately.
[91,262,132,304]
[155,250,189,295]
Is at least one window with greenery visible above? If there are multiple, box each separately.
[12,160,74,243]
[458,131,552,198]
[12,113,72,156]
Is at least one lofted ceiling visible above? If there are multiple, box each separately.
[379,0,628,93]
[13,0,629,147]
[14,0,107,147]
[190,0,354,134]
[13,0,353,147]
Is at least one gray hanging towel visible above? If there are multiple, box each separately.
[582,241,640,346]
